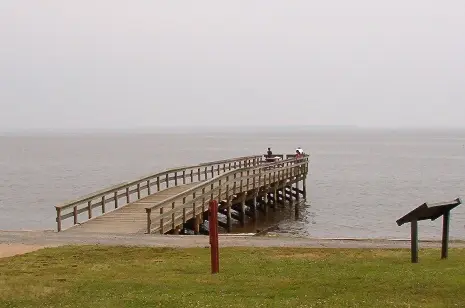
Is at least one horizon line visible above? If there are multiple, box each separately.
[1,125,465,134]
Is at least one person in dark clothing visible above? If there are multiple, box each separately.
[267,147,273,158]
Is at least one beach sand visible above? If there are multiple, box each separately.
[0,243,46,258]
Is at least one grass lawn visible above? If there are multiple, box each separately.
[0,245,464,307]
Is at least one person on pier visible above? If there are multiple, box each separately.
[265,148,275,162]
[267,147,273,158]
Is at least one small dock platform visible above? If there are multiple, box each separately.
[55,154,309,235]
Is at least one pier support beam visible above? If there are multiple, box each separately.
[240,194,246,226]
[252,192,258,221]
[263,193,268,215]
[273,188,277,205]
[296,180,300,201]
[226,199,233,233]
[268,192,276,212]
[302,177,307,199]
[295,200,300,219]
[281,185,286,203]
[194,215,201,235]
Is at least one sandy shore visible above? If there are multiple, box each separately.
[0,243,48,258]
[1,230,464,258]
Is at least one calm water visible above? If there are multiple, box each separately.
[1,128,464,240]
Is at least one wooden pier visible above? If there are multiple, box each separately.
[55,154,309,235]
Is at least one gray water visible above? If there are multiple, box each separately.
[1,128,464,240]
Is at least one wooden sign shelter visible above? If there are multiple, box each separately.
[396,198,462,263]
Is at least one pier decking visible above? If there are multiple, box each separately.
[55,154,309,235]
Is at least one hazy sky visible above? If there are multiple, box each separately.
[1,1,464,130]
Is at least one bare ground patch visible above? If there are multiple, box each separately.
[0,244,47,258]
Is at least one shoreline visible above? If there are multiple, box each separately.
[1,229,464,243]
[1,230,465,258]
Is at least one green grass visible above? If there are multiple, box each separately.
[1,246,465,307]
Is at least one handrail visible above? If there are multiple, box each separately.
[144,156,304,212]
[56,155,261,210]
[55,154,263,231]
[145,155,309,233]
[161,159,308,214]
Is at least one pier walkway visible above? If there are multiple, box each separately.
[55,154,309,235]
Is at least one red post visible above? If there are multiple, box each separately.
[209,200,219,274]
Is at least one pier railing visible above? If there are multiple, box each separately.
[146,155,309,234]
[55,155,262,231]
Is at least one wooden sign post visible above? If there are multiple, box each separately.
[396,198,462,263]
[209,200,219,274]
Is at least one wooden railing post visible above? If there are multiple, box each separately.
[192,191,199,234]
[240,171,244,193]
[88,200,92,219]
[171,201,176,231]
[233,174,237,194]
[56,207,62,232]
[146,208,152,234]
[183,171,186,184]
[211,166,214,178]
[166,174,169,188]
[126,187,130,203]
[253,169,256,189]
[147,180,151,195]
[202,187,206,215]
[157,177,160,191]
[204,167,208,180]
[137,183,141,199]
[114,191,118,208]
[190,170,194,183]
[101,196,106,214]
[160,207,164,234]
[198,168,201,181]
[73,206,78,225]
[174,172,178,186]
[182,196,187,225]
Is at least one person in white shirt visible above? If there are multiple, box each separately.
[296,147,303,155]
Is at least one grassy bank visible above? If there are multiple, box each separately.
[1,246,465,307]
